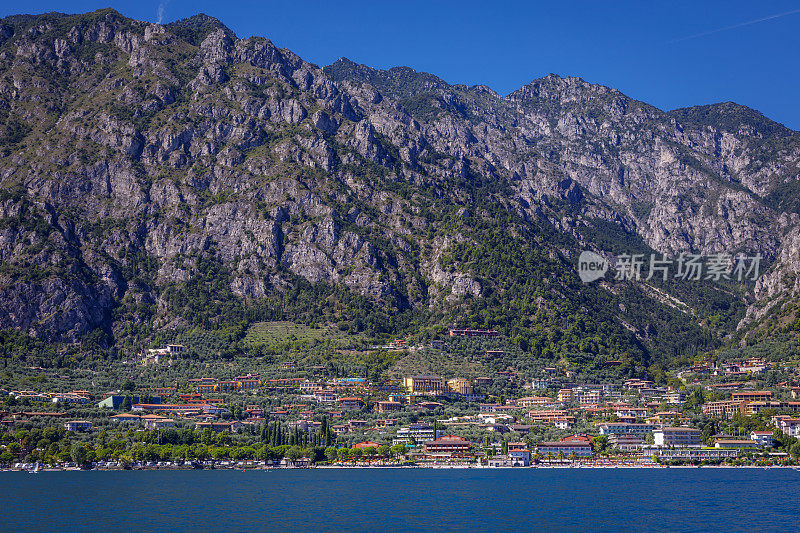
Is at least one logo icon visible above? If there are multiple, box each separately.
[578,251,608,283]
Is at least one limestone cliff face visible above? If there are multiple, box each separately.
[0,9,798,343]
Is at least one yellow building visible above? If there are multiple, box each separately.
[447,378,473,396]
[404,375,445,395]
[646,411,687,426]
[557,389,574,402]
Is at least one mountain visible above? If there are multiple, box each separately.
[0,9,799,372]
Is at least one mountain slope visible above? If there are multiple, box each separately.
[0,9,798,369]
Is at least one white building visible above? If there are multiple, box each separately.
[750,431,774,448]
[773,416,800,437]
[653,427,701,447]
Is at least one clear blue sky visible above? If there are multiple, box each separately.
[2,1,799,129]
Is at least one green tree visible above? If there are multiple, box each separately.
[286,446,302,462]
[363,446,377,462]
[390,444,407,457]
[70,443,89,467]
[593,435,609,455]
[325,447,338,463]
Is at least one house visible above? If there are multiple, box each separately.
[487,455,515,467]
[599,422,656,436]
[740,358,769,373]
[300,381,324,393]
[750,431,775,448]
[448,329,498,338]
[772,416,800,437]
[236,377,261,390]
[552,418,574,429]
[403,375,445,395]
[337,397,364,410]
[560,433,593,444]
[557,389,574,402]
[447,378,473,396]
[196,383,217,394]
[146,344,185,357]
[132,403,215,415]
[142,415,174,430]
[64,420,92,432]
[653,427,701,447]
[314,390,337,403]
[478,413,515,425]
[507,442,530,466]
[416,401,443,410]
[612,406,648,419]
[50,394,89,405]
[507,424,532,435]
[292,457,311,468]
[376,401,402,413]
[348,419,369,429]
[515,396,555,408]
[195,421,243,433]
[624,379,654,390]
[528,410,570,423]
[656,448,738,461]
[530,379,549,390]
[479,404,503,412]
[714,439,757,449]
[180,393,203,402]
[646,411,686,426]
[665,392,685,405]
[372,383,404,395]
[609,433,645,452]
[393,424,442,445]
[353,441,382,449]
[110,413,141,423]
[702,400,744,419]
[216,380,238,393]
[732,391,772,403]
[424,435,470,456]
[536,441,593,458]
[576,390,602,404]
[21,411,65,418]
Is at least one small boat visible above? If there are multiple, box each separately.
[30,463,40,474]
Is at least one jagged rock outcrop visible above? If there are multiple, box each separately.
[0,9,798,349]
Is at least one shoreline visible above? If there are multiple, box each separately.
[3,463,797,473]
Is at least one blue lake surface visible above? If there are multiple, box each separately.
[1,468,798,532]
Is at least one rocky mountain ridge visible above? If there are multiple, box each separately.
[0,9,798,365]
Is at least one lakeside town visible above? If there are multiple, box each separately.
[2,328,800,472]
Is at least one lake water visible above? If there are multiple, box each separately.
[1,468,798,532]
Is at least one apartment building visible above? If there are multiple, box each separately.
[653,427,701,447]
[404,375,445,395]
[447,378,473,396]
